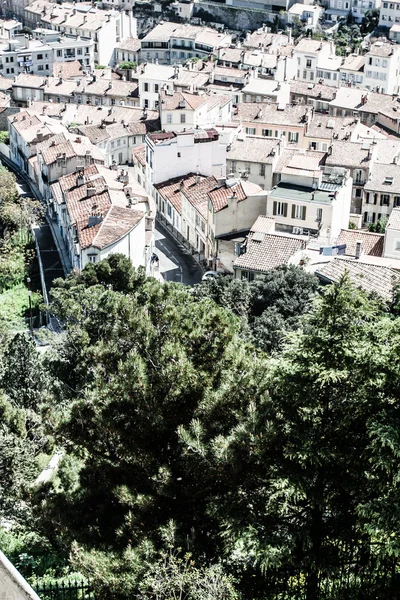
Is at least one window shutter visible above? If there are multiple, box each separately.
[283,203,288,217]
[374,194,378,205]
[302,206,306,220]
[380,196,383,206]
[292,204,296,218]
[273,201,277,216]
[372,212,376,223]
[364,211,368,224]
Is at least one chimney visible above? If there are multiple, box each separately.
[76,170,84,186]
[87,185,96,197]
[355,241,363,260]
[179,179,184,191]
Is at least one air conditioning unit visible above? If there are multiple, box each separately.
[293,226,303,235]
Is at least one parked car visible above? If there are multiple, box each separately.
[202,270,219,281]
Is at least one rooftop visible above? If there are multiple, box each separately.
[234,102,310,126]
[209,179,262,212]
[234,230,306,273]
[337,229,384,257]
[269,181,343,204]
[294,38,330,54]
[325,140,372,168]
[155,173,217,216]
[316,257,400,302]
[365,162,400,193]
[227,135,280,164]
[387,207,400,230]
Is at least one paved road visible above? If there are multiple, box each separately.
[155,220,203,286]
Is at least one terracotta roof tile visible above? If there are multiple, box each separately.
[337,229,384,257]
[234,232,306,272]
[316,257,400,302]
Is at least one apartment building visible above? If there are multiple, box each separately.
[36,131,106,200]
[114,37,140,67]
[140,21,231,65]
[137,63,175,110]
[293,39,336,84]
[266,150,352,242]
[50,165,146,271]
[24,2,136,66]
[363,41,400,94]
[0,30,95,78]
[144,129,226,194]
[226,135,281,191]
[379,0,400,27]
[363,161,400,226]
[159,89,232,132]
[233,103,311,148]
[0,18,21,38]
[8,109,65,173]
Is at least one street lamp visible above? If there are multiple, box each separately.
[27,277,33,339]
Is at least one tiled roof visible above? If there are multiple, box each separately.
[52,60,83,79]
[341,54,365,72]
[13,73,46,88]
[250,214,276,234]
[116,37,141,52]
[92,205,143,250]
[367,42,397,57]
[208,179,262,212]
[365,163,400,193]
[274,148,326,173]
[325,140,371,168]
[290,80,337,101]
[234,102,309,126]
[160,90,208,111]
[337,229,384,257]
[306,115,360,141]
[133,144,145,167]
[294,39,330,53]
[155,173,218,216]
[387,207,400,230]
[316,257,400,302]
[244,30,289,49]
[234,232,306,272]
[227,135,280,163]
[183,176,219,219]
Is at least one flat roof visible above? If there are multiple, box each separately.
[269,182,338,204]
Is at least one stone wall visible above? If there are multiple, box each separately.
[0,107,20,131]
[193,1,275,30]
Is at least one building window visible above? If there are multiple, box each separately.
[180,113,186,123]
[144,82,149,92]
[88,255,97,263]
[77,49,82,55]
[381,194,390,205]
[57,50,62,57]
[246,127,256,135]
[38,65,44,71]
[292,204,306,220]
[316,208,323,222]
[37,54,43,60]
[273,201,288,217]
[395,240,400,251]
[154,83,159,93]
[394,196,400,207]
[288,132,299,143]
[262,129,273,137]
[306,59,312,68]
[177,152,181,158]
[260,164,265,176]
[167,113,172,124]
[303,70,307,78]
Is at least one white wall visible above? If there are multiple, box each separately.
[150,136,226,184]
[81,214,145,269]
[215,193,268,237]
[0,550,41,600]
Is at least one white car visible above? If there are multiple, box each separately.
[202,270,220,281]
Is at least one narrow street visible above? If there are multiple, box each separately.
[155,220,203,286]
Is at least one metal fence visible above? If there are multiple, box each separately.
[33,581,95,600]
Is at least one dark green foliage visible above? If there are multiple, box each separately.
[193,265,319,353]
[368,217,388,233]
[7,254,400,599]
